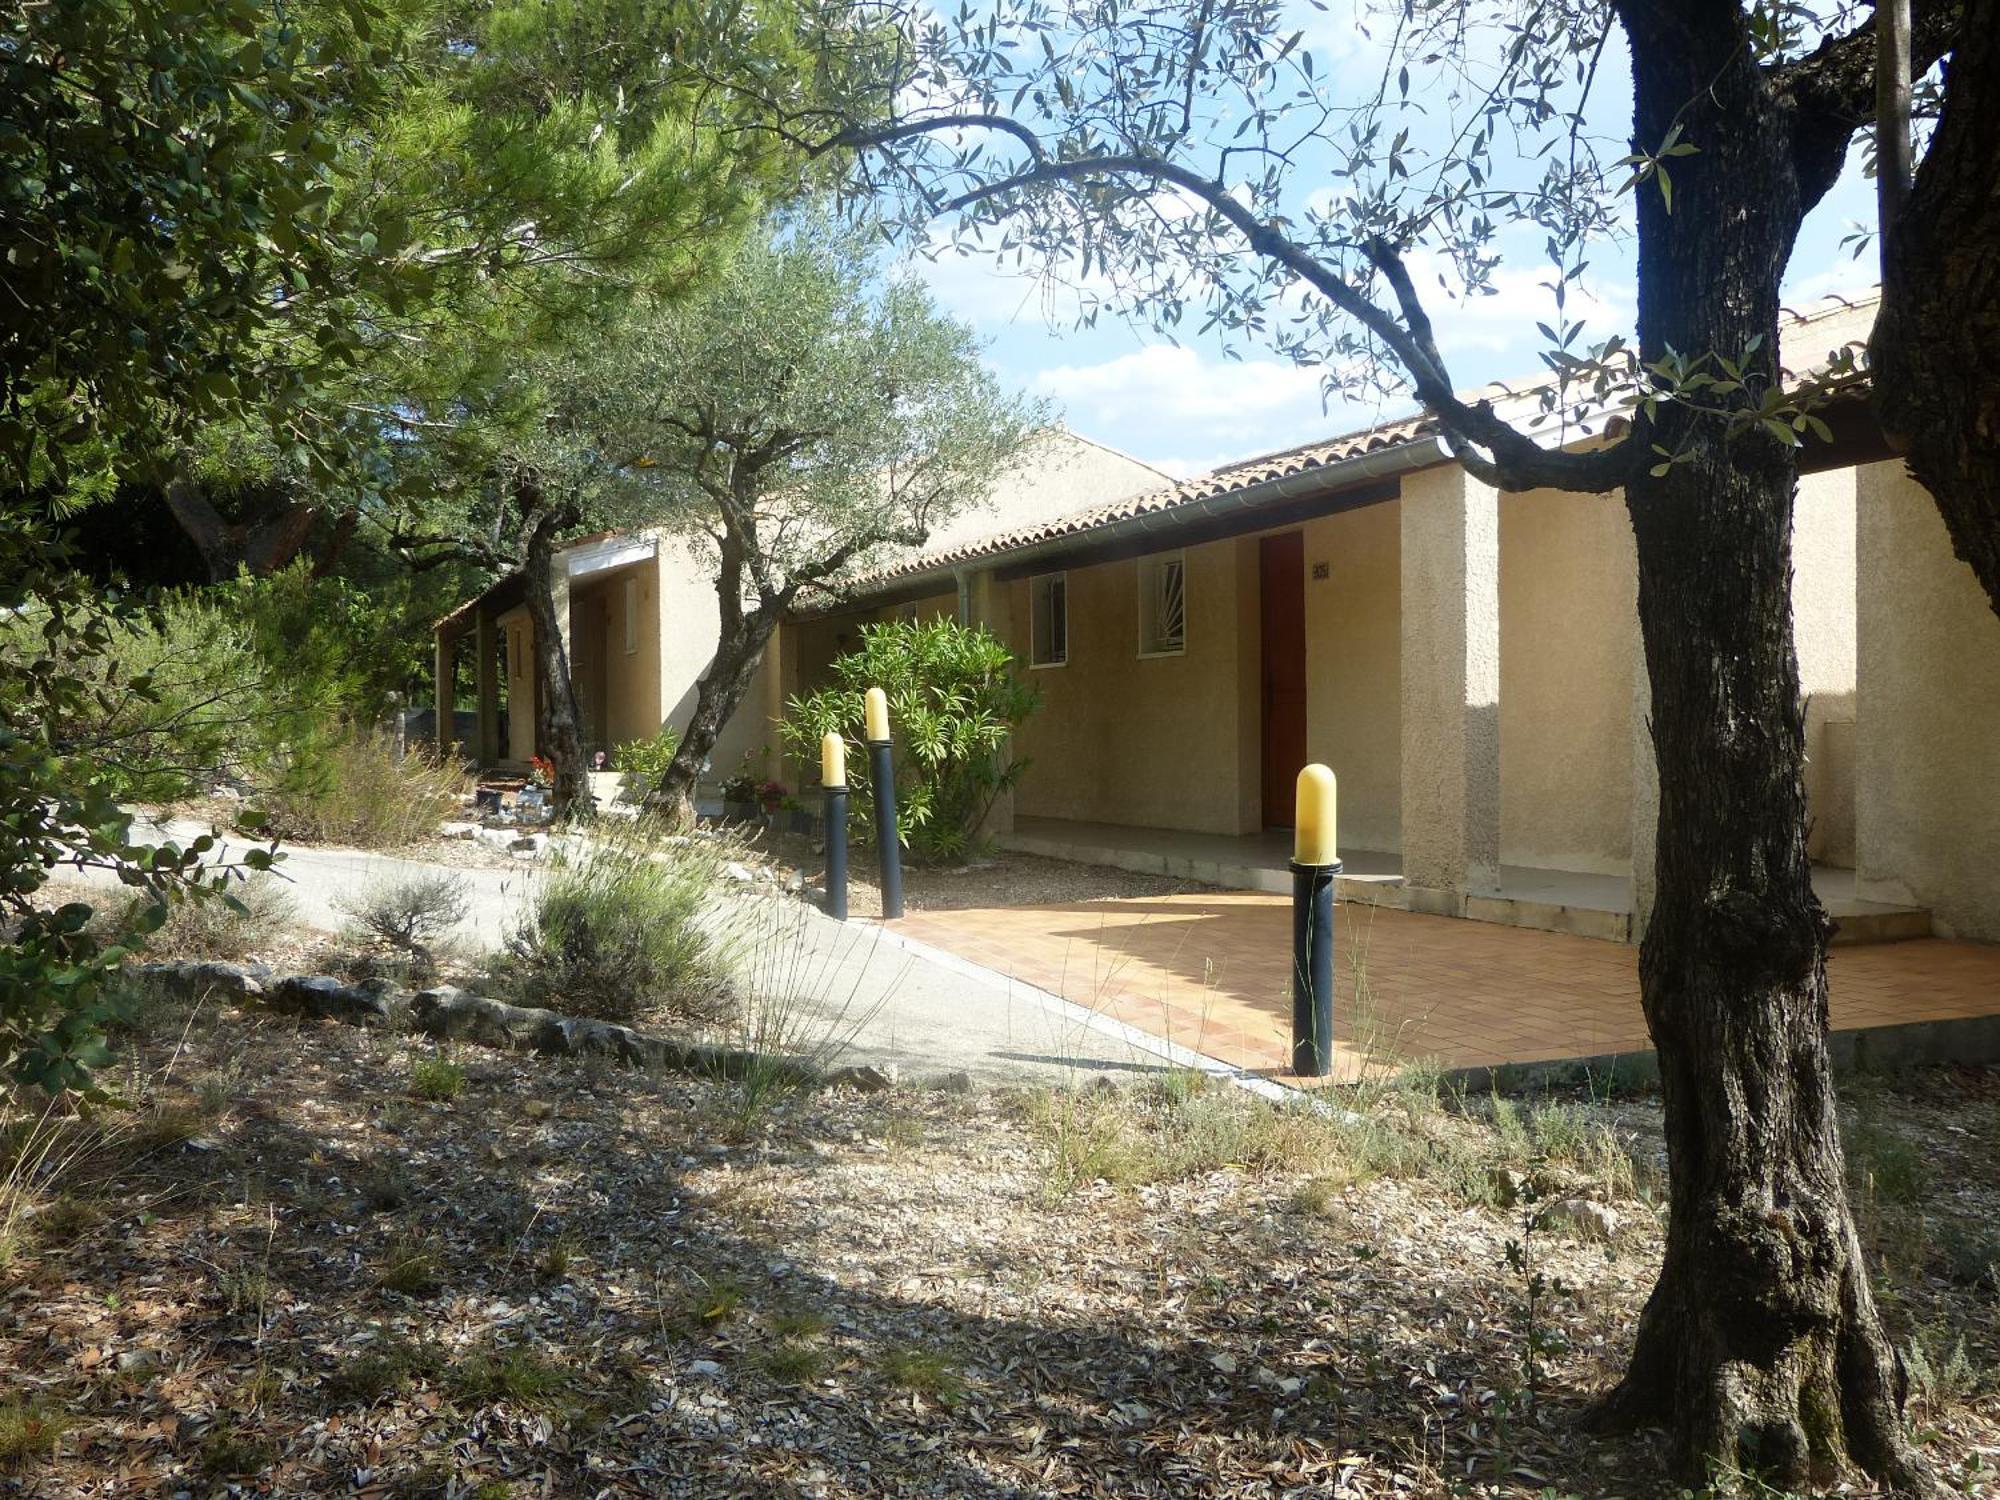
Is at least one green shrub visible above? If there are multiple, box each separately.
[43,563,422,807]
[338,871,470,956]
[255,733,467,848]
[782,618,1038,863]
[122,873,298,963]
[499,824,732,1025]
[610,726,680,786]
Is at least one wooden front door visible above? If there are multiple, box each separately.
[1259,531,1308,827]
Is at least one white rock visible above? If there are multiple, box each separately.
[686,1359,724,1377]
[1538,1197,1619,1241]
[1208,1352,1238,1375]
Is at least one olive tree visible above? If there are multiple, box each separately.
[590,221,1040,825]
[1872,0,2000,623]
[728,0,1970,1488]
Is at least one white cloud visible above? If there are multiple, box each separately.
[1399,252,1635,362]
[1033,345,1320,422]
[1028,344,1368,466]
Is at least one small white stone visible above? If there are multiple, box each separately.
[1538,1197,1619,1241]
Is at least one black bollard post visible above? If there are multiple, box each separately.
[868,738,903,920]
[1290,858,1341,1077]
[823,785,849,921]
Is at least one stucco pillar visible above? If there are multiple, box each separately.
[474,609,500,766]
[957,567,1017,837]
[1853,460,1925,911]
[1628,612,1658,939]
[1399,465,1501,910]
[433,633,454,760]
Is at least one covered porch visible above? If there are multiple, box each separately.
[431,533,666,771]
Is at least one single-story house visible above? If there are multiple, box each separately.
[434,291,2000,947]
[430,425,1170,785]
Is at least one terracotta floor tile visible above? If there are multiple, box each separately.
[902,895,2000,1076]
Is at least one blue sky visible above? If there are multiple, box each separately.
[900,4,1885,479]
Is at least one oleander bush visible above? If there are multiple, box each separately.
[781,618,1038,863]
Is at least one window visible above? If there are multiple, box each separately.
[623,577,639,654]
[1029,572,1068,667]
[1137,553,1186,657]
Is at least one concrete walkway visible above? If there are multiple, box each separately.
[898,890,2000,1084]
[107,819,1188,1090]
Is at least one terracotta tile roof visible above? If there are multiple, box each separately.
[839,411,1443,590]
[838,288,1881,595]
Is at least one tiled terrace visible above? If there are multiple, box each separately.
[999,815,1935,945]
[898,891,2000,1083]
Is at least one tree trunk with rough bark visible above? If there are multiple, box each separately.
[654,609,780,829]
[1592,8,1933,1493]
[163,476,346,581]
[519,503,590,818]
[1871,0,2000,624]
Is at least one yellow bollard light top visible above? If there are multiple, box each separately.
[820,731,847,789]
[864,687,891,742]
[1293,763,1338,866]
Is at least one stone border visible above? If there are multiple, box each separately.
[125,961,892,1093]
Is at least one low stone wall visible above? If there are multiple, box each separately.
[125,961,889,1092]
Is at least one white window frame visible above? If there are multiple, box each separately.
[1136,551,1187,659]
[623,577,640,655]
[1029,571,1069,669]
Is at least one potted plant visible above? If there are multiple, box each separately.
[719,767,760,824]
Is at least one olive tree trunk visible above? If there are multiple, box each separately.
[519,504,590,818]
[1593,6,1932,1492]
[654,532,783,827]
[1872,0,2000,624]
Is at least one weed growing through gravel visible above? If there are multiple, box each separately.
[536,1236,576,1281]
[0,1401,68,1470]
[35,1194,104,1241]
[877,1345,964,1404]
[769,1306,830,1341]
[1906,1323,1983,1419]
[446,1345,570,1409]
[377,1233,445,1297]
[409,1051,465,1103]
[1847,1111,1933,1207]
[327,1336,446,1407]
[759,1340,829,1385]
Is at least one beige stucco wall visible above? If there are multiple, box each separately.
[1792,466,1858,866]
[920,428,1169,555]
[568,559,663,756]
[1854,459,2000,940]
[496,605,535,763]
[1301,505,1402,853]
[1005,538,1259,835]
[1499,488,1636,875]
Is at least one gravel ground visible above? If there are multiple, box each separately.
[2,996,1995,1498]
